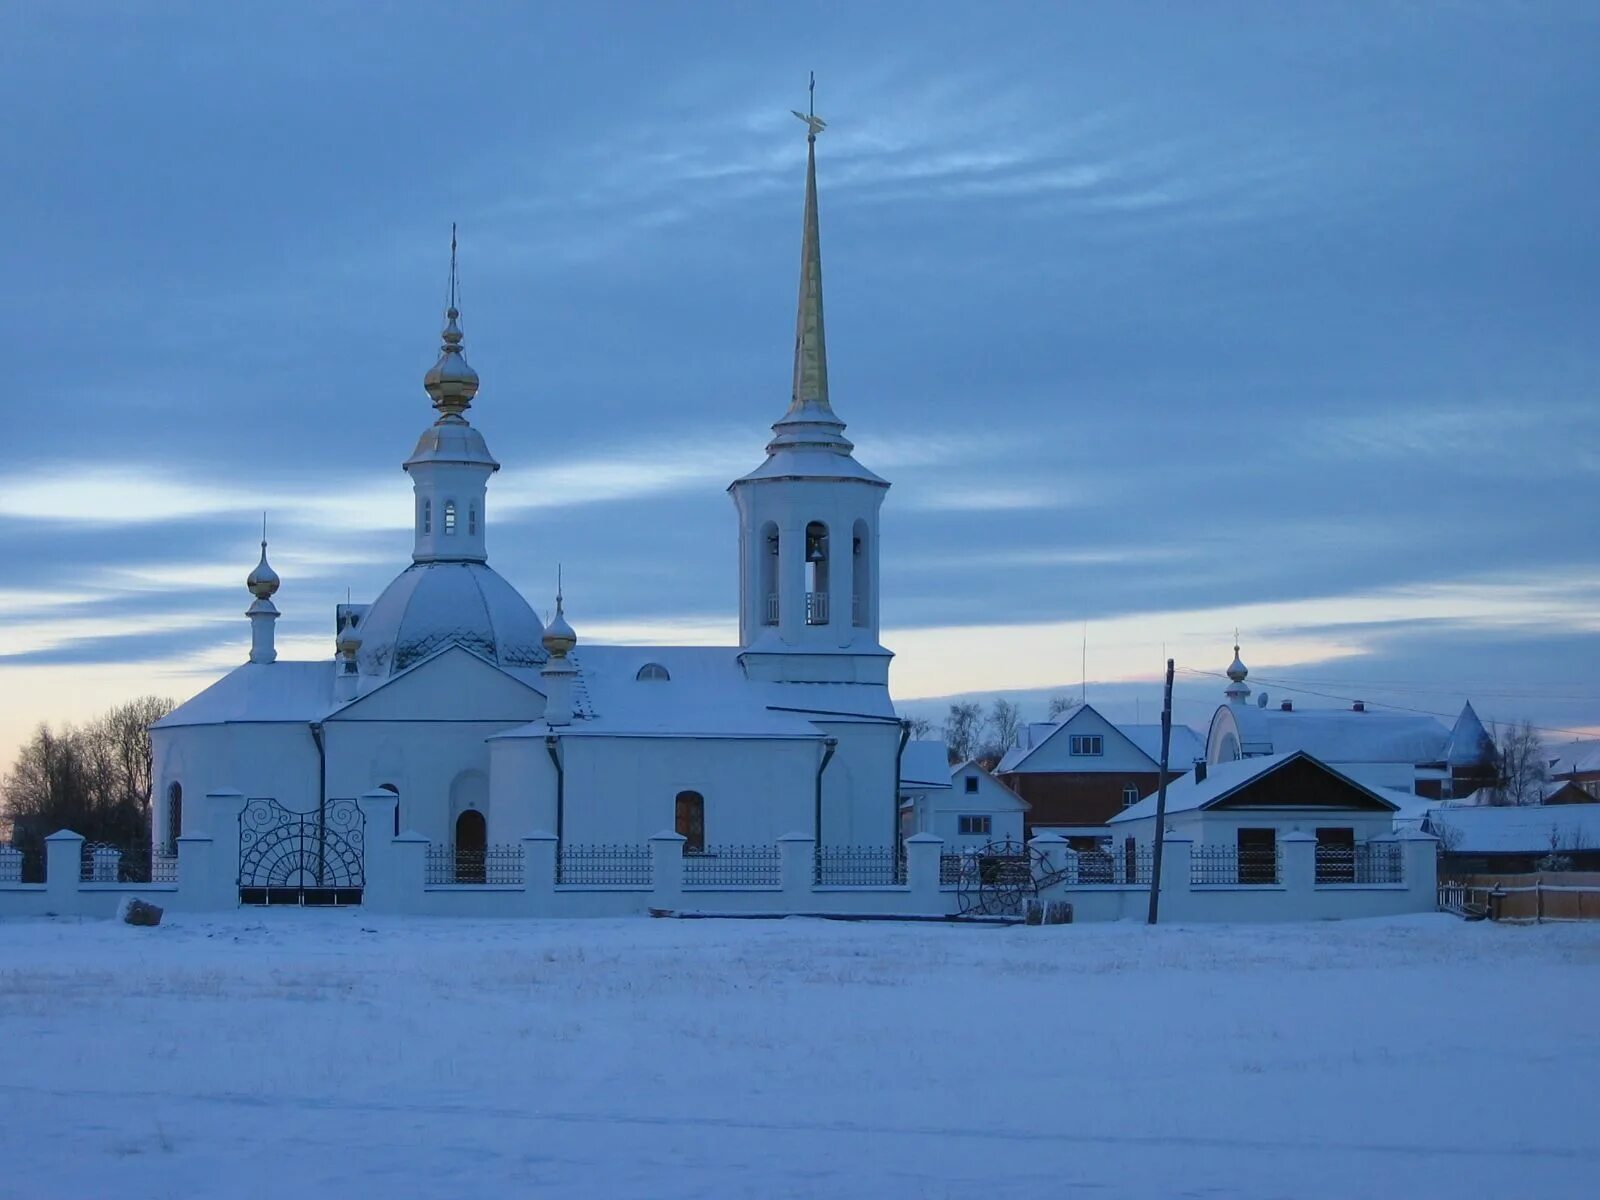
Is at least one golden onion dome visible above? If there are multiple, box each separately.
[423,306,480,417]
[246,540,280,600]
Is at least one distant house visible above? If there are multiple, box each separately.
[899,747,1028,845]
[1547,741,1600,800]
[1425,803,1600,874]
[1111,751,1402,875]
[994,703,1203,846]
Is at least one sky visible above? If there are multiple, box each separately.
[0,2,1597,771]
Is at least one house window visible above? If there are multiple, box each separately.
[964,775,979,794]
[958,815,991,836]
[1069,735,1103,756]
[1122,784,1140,808]
[636,663,670,681]
[444,500,457,534]
[675,790,705,853]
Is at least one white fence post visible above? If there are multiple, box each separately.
[778,832,815,907]
[650,831,686,912]
[1279,830,1317,900]
[522,832,557,915]
[1158,836,1193,919]
[382,833,428,913]
[174,833,221,911]
[44,830,84,910]
[1396,827,1439,908]
[904,832,944,913]
[1030,833,1066,880]
[356,791,399,910]
[202,790,249,897]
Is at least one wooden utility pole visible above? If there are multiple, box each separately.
[1146,658,1175,925]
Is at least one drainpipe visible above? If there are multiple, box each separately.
[814,736,838,848]
[544,735,564,846]
[893,719,912,845]
[309,722,327,887]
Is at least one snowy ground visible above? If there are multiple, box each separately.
[0,913,1594,1199]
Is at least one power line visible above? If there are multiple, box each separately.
[1176,667,1599,741]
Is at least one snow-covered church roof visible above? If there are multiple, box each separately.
[355,561,546,677]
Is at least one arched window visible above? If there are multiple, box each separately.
[674,790,705,853]
[421,498,432,534]
[636,663,670,681]
[760,523,779,625]
[166,782,182,855]
[851,519,870,628]
[468,503,477,536]
[804,520,829,625]
[443,500,457,534]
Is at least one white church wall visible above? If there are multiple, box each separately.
[556,736,818,845]
[151,723,320,837]
[814,720,902,846]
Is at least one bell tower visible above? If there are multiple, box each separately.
[729,83,891,685]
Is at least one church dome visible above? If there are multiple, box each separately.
[356,561,547,676]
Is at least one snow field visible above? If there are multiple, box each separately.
[0,912,1594,1199]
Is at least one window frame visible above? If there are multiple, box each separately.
[957,814,992,836]
[1069,734,1104,757]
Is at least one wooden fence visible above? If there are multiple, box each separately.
[1441,872,1600,923]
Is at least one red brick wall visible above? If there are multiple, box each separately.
[1002,771,1168,827]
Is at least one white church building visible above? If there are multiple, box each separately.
[148,111,907,869]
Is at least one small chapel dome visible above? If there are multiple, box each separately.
[1226,647,1248,683]
[356,561,546,676]
[246,541,280,600]
[542,595,576,659]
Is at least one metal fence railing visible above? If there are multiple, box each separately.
[79,842,178,884]
[814,844,906,886]
[556,843,652,886]
[1191,844,1280,886]
[683,845,781,888]
[1076,845,1154,885]
[1316,843,1404,885]
[0,843,45,884]
[425,843,524,885]
[939,852,966,885]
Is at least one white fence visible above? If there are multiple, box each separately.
[0,790,1442,923]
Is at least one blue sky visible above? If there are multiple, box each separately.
[1,2,1597,765]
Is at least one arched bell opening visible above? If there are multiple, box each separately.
[804,520,830,625]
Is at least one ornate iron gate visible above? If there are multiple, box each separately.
[951,837,1070,917]
[238,797,365,905]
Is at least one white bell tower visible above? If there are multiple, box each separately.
[729,89,891,685]
[406,227,498,566]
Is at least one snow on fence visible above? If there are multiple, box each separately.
[556,843,653,887]
[425,843,524,886]
[78,842,178,885]
[814,844,905,886]
[1191,844,1281,886]
[1440,872,1600,923]
[682,845,780,888]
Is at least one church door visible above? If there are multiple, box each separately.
[455,809,487,884]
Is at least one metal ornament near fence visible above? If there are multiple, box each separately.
[238,797,365,904]
[950,838,1071,917]
[79,842,179,884]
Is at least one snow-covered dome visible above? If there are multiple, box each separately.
[356,561,547,676]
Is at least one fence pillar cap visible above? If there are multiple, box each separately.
[44,829,85,843]
[777,831,816,843]
[904,832,943,845]
[1029,832,1067,845]
[174,832,214,843]
[650,830,687,843]
[358,789,399,802]
[521,830,558,843]
[1160,834,1194,844]
[1395,826,1438,841]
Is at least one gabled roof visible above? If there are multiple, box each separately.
[948,759,1030,810]
[1111,751,1401,823]
[995,703,1202,774]
[1548,740,1600,777]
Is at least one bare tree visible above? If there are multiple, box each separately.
[1492,721,1546,806]
[981,698,1023,763]
[905,716,933,740]
[1046,695,1080,720]
[1,696,175,856]
[943,701,983,765]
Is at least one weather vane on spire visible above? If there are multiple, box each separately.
[448,221,459,313]
[792,71,826,139]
